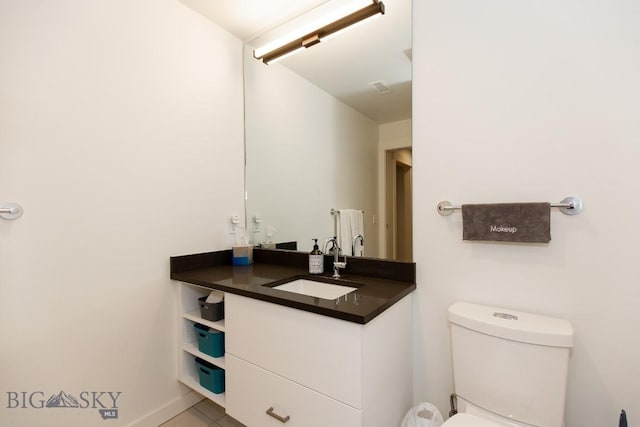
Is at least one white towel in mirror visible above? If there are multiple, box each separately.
[337,209,364,256]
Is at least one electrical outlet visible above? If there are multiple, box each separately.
[253,214,263,232]
[229,215,240,234]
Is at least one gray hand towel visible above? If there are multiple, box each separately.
[462,202,551,243]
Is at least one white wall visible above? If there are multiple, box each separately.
[0,1,244,426]
[413,0,640,425]
[245,49,379,255]
[378,119,412,258]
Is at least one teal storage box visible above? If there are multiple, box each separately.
[195,357,225,394]
[193,323,224,358]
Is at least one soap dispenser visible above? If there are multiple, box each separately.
[309,239,324,274]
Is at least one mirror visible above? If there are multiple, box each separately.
[244,0,412,260]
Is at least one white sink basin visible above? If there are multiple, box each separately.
[272,279,357,300]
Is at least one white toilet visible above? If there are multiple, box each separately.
[443,301,574,427]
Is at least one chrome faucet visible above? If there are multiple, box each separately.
[352,233,364,257]
[324,236,347,278]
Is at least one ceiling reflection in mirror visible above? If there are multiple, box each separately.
[245,0,412,261]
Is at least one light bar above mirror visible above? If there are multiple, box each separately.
[253,0,385,64]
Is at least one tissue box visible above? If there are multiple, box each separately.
[232,245,253,266]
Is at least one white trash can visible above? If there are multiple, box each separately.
[401,402,444,427]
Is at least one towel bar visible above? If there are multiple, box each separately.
[437,197,583,216]
[330,208,364,215]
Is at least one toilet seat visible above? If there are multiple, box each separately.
[442,413,503,427]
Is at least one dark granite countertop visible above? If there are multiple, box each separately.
[170,248,416,324]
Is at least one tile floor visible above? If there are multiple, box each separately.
[159,399,245,427]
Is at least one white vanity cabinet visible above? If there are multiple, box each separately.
[224,293,413,427]
[177,283,227,408]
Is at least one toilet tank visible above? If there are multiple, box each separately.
[448,302,573,427]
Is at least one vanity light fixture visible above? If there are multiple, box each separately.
[253,0,385,64]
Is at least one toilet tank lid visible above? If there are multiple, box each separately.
[448,302,574,347]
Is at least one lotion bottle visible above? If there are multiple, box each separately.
[309,239,324,274]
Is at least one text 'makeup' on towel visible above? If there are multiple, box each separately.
[461,202,551,243]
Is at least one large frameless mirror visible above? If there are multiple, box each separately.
[244,0,413,260]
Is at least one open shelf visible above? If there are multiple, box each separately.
[178,375,225,408]
[178,282,227,409]
[180,346,226,408]
[183,310,226,332]
[182,343,226,370]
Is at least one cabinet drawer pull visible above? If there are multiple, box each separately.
[266,407,290,423]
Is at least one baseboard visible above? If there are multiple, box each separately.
[128,390,204,427]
